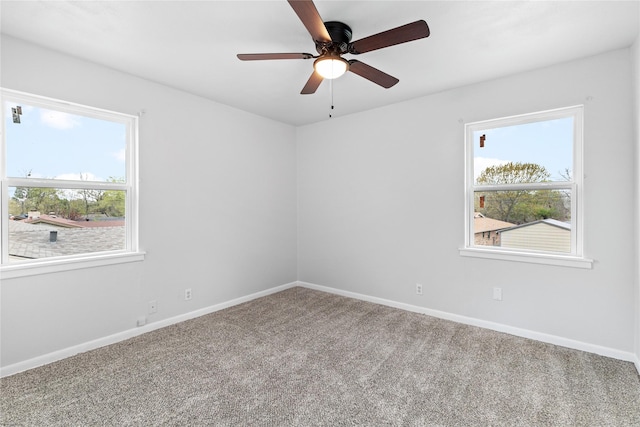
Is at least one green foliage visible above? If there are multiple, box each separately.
[476,162,570,224]
[97,190,125,217]
[10,176,126,220]
[12,187,61,214]
[8,198,22,216]
[97,177,126,217]
[477,162,551,185]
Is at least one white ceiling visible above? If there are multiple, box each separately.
[1,1,638,126]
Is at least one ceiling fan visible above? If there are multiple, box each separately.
[237,0,430,94]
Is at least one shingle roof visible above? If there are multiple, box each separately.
[474,214,515,233]
[8,220,125,260]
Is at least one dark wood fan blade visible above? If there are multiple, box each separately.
[348,60,399,88]
[287,0,331,43]
[349,20,430,54]
[237,53,314,61]
[301,70,324,94]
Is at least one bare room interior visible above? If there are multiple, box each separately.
[1,1,640,425]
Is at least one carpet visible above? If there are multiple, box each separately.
[2,287,639,426]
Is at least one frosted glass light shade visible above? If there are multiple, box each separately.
[314,57,349,79]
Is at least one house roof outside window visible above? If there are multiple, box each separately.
[473,212,514,234]
[8,218,125,261]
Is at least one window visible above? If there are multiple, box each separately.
[461,106,592,268]
[1,89,142,277]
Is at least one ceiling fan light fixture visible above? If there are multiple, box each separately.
[237,1,431,94]
[314,56,349,79]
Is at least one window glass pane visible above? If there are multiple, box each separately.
[5,102,126,181]
[473,189,572,253]
[474,117,573,184]
[7,186,126,263]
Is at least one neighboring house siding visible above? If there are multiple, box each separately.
[473,213,514,247]
[500,222,570,253]
[475,230,501,246]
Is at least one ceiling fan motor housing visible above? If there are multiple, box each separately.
[237,0,430,94]
[317,21,353,54]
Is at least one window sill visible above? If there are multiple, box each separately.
[459,247,593,269]
[1,251,146,279]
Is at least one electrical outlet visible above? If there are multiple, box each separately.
[184,288,192,301]
[493,287,503,301]
[148,300,157,314]
[416,283,423,295]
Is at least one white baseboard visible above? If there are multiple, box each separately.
[0,282,298,378]
[3,280,636,378]
[297,281,638,364]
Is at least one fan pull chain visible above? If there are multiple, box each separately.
[329,78,334,118]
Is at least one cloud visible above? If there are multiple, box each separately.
[40,110,81,130]
[113,148,126,163]
[474,157,509,180]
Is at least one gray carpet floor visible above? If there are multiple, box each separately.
[1,287,639,426]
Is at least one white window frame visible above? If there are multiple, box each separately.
[459,105,593,269]
[0,89,144,278]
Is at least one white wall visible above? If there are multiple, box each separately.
[297,48,636,354]
[2,35,637,373]
[0,36,298,368]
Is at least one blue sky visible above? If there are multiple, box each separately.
[5,103,126,181]
[6,102,571,185]
[473,117,573,182]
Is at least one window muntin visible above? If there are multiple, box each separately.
[465,106,583,259]
[1,89,138,266]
